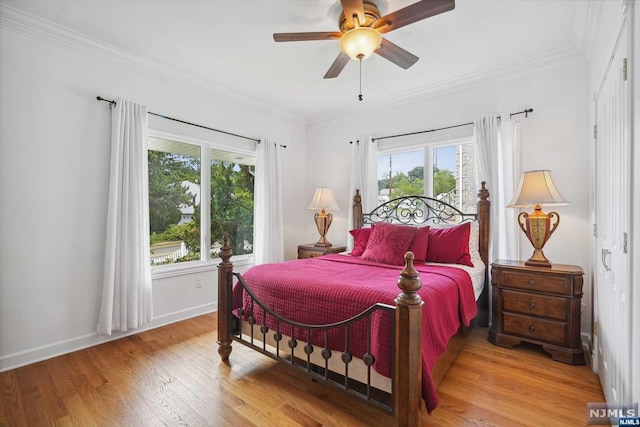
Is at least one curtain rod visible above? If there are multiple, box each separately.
[371,108,533,142]
[97,96,263,144]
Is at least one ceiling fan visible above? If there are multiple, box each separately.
[273,0,455,79]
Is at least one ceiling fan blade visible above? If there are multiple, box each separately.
[374,0,455,34]
[324,52,350,79]
[340,0,366,26]
[273,32,342,42]
[375,38,419,69]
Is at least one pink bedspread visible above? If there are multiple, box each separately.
[235,254,478,413]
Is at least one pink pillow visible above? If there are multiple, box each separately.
[426,222,473,266]
[349,227,372,257]
[361,222,417,265]
[408,226,429,263]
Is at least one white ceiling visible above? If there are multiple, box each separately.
[1,0,587,122]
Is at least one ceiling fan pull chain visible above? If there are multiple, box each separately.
[358,57,363,101]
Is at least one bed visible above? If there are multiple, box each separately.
[217,183,490,426]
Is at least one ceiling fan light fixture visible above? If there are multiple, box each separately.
[339,27,382,61]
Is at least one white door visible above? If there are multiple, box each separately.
[594,15,632,407]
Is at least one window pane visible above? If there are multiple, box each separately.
[210,150,254,259]
[148,138,201,265]
[377,150,424,203]
[433,144,476,213]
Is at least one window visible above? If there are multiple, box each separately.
[376,125,476,213]
[148,137,255,267]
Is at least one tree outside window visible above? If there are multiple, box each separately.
[148,138,254,266]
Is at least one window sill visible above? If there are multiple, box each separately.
[151,254,254,280]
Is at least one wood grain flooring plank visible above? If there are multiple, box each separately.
[24,362,68,423]
[438,367,589,426]
[16,365,50,427]
[58,351,116,426]
[44,357,79,401]
[142,338,266,426]
[62,393,97,427]
[69,350,107,389]
[51,415,73,427]
[0,370,29,427]
[90,352,164,426]
[425,392,530,427]
[102,356,185,426]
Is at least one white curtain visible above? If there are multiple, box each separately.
[474,114,520,262]
[348,136,378,248]
[254,138,284,264]
[97,99,153,336]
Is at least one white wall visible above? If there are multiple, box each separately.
[0,22,307,370]
[304,58,592,333]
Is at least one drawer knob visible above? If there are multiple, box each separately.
[529,301,536,309]
[529,325,536,332]
[528,279,536,285]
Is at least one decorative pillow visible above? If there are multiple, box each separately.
[426,221,473,266]
[429,220,480,264]
[407,226,430,263]
[349,227,373,257]
[361,222,417,265]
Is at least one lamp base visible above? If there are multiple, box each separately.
[524,247,552,268]
[524,257,552,268]
[518,209,559,269]
[313,211,333,247]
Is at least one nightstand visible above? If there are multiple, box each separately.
[488,259,585,365]
[297,244,347,259]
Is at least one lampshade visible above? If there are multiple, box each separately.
[508,170,569,208]
[508,170,568,268]
[339,27,382,61]
[308,188,340,211]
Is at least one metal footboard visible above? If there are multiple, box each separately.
[228,271,397,413]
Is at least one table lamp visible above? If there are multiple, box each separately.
[308,187,340,247]
[507,170,569,267]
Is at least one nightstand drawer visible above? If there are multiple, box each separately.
[297,244,347,259]
[298,249,324,259]
[503,290,566,320]
[502,271,568,295]
[503,312,566,346]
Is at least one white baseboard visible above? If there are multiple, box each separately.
[0,303,217,372]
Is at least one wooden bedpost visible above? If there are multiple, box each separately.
[394,252,423,427]
[353,189,362,229]
[477,181,490,327]
[217,236,233,362]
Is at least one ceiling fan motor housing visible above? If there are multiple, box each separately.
[339,1,381,32]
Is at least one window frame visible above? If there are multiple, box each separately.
[147,118,256,278]
[376,124,475,207]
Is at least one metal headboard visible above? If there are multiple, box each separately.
[361,195,477,227]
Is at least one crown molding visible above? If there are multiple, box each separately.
[310,45,587,126]
[573,0,603,58]
[0,4,306,126]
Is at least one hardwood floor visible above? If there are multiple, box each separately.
[1,312,604,426]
